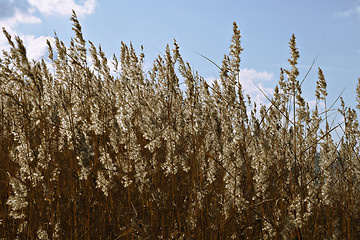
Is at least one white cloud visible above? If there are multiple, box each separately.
[205,68,275,106]
[0,0,95,62]
[239,68,274,105]
[0,8,41,29]
[0,10,52,62]
[0,0,97,28]
[28,0,97,17]
[0,30,54,61]
[307,99,325,113]
[0,5,42,58]
[0,0,31,20]
[21,34,54,61]
[0,0,98,58]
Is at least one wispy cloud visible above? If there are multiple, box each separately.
[28,0,97,17]
[0,8,41,29]
[0,0,31,20]
[334,5,360,18]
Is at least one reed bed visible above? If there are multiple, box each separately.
[1,11,360,239]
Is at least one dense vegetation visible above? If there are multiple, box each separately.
[1,11,360,239]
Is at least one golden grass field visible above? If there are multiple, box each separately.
[1,11,360,239]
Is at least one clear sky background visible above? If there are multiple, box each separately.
[1,0,360,114]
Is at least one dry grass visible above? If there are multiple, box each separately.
[1,11,360,239]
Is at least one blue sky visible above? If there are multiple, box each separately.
[1,0,360,112]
